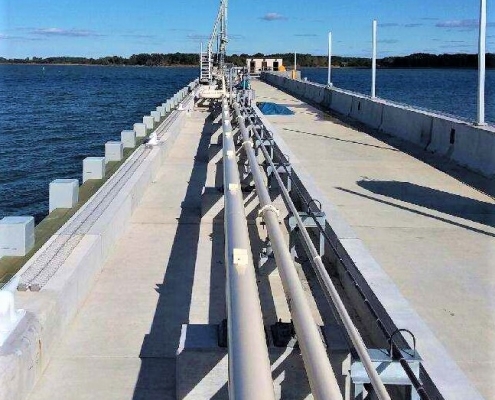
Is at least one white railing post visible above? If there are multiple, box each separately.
[477,0,486,125]
[371,20,377,99]
[328,32,333,87]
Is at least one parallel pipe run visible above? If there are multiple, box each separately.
[235,103,392,400]
[233,103,344,400]
[221,99,275,400]
[249,105,431,400]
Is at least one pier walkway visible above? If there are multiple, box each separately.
[25,99,328,399]
[15,80,494,400]
[251,78,495,399]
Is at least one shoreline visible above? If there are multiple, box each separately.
[1,63,494,70]
[0,63,198,68]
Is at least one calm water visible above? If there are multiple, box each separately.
[301,67,495,124]
[1,65,493,223]
[0,65,197,222]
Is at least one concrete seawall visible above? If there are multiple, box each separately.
[261,72,495,178]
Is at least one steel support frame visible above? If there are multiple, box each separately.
[247,102,430,400]
[234,102,345,400]
[221,99,275,400]
[236,102,393,400]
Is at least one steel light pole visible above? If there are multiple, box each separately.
[371,20,377,99]
[328,32,333,87]
[477,0,487,125]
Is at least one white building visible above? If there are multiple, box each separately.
[246,58,283,75]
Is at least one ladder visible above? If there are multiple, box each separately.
[200,44,211,83]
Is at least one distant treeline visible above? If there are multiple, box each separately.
[1,52,494,68]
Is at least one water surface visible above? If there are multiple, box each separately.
[0,65,197,222]
[301,67,495,123]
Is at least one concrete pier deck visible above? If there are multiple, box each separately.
[24,101,332,399]
[252,79,495,399]
[15,80,493,400]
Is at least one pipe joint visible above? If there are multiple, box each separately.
[258,204,280,220]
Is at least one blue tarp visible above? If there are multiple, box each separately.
[257,102,294,116]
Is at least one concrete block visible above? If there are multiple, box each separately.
[295,81,306,97]
[105,141,124,163]
[322,87,333,108]
[451,125,495,177]
[150,111,160,123]
[350,97,384,130]
[121,130,136,149]
[379,104,433,146]
[83,157,105,183]
[157,106,165,117]
[0,216,35,257]
[143,116,154,130]
[331,90,353,116]
[49,179,79,213]
[427,117,457,156]
[133,123,147,138]
[165,101,171,113]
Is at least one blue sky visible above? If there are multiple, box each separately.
[0,0,494,58]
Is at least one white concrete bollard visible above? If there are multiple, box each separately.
[133,123,147,138]
[157,106,166,117]
[143,116,154,130]
[105,141,124,163]
[0,216,35,257]
[121,130,136,149]
[0,276,26,346]
[49,179,79,213]
[151,111,160,123]
[83,157,105,183]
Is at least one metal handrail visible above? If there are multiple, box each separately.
[249,105,431,400]
[233,102,344,400]
[235,102,392,400]
[221,99,275,400]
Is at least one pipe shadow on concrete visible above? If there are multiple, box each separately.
[336,181,495,238]
[358,180,495,229]
[282,127,400,152]
[267,82,495,199]
[131,111,216,400]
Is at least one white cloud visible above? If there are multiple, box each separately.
[260,13,287,21]
[32,28,103,37]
